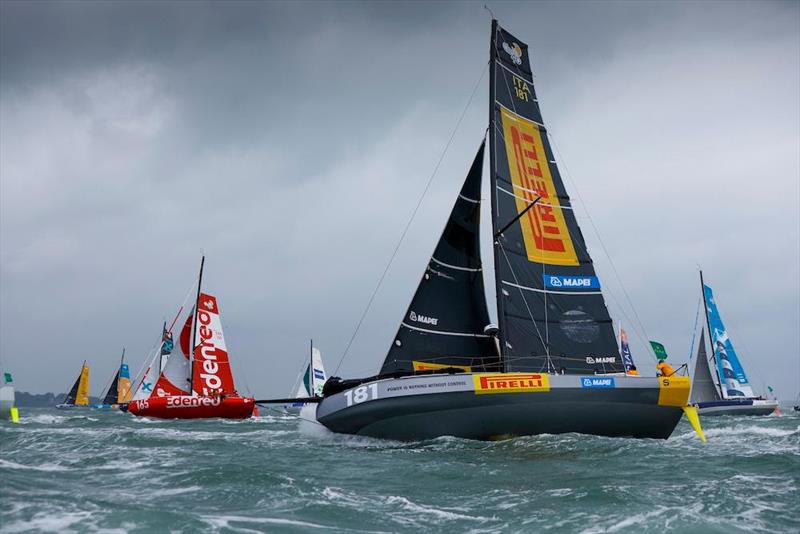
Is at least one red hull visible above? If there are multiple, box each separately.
[128,396,255,419]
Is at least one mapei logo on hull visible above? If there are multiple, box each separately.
[473,373,550,395]
[581,377,616,389]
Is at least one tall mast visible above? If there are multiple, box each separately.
[189,256,205,394]
[310,338,314,395]
[158,321,166,374]
[699,270,724,395]
[488,18,507,372]
[120,347,125,367]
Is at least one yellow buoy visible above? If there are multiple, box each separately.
[682,405,706,443]
[9,406,20,423]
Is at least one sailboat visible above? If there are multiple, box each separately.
[619,327,639,375]
[689,272,778,416]
[94,349,132,409]
[311,20,700,441]
[126,257,255,419]
[56,361,91,409]
[282,343,328,414]
[0,371,18,422]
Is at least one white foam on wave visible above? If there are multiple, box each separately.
[702,424,799,438]
[201,514,332,531]
[385,495,489,522]
[147,485,203,497]
[1,510,92,533]
[0,458,69,472]
[671,423,799,443]
[18,414,66,425]
[581,507,669,534]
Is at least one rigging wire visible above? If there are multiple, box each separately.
[333,62,490,375]
[497,242,549,362]
[129,278,197,395]
[687,292,702,362]
[545,132,658,360]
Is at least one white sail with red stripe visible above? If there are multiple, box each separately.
[191,293,236,396]
[152,313,192,397]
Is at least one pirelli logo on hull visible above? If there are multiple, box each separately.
[473,373,550,394]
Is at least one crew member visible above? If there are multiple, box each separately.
[656,359,675,377]
[627,365,640,376]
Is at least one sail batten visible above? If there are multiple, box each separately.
[380,142,498,374]
[488,20,622,374]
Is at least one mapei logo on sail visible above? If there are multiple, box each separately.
[409,311,438,326]
[586,356,617,364]
[473,373,550,395]
[543,274,600,289]
[581,377,616,389]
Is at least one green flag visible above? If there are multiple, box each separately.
[650,341,668,359]
[3,372,12,384]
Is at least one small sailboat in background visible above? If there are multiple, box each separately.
[130,322,176,403]
[0,371,19,422]
[689,271,778,416]
[94,349,132,409]
[126,257,255,419]
[281,342,328,414]
[619,327,640,375]
[56,361,91,409]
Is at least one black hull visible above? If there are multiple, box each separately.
[316,373,689,441]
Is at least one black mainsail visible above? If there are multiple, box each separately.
[381,143,498,374]
[101,372,120,406]
[64,372,82,405]
[488,21,622,374]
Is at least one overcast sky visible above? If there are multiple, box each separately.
[1,1,798,400]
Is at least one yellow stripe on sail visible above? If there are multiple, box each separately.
[76,366,90,406]
[412,361,471,372]
[117,377,132,403]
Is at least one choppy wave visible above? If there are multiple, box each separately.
[1,408,798,533]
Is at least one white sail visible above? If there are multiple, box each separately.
[310,348,327,396]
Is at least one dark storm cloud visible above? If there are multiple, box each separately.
[1,1,798,399]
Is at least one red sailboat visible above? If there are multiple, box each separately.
[127,258,255,419]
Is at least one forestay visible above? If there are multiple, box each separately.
[381,143,498,374]
[152,313,192,397]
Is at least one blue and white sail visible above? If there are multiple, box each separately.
[702,284,755,399]
[295,348,327,398]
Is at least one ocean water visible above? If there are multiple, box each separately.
[1,407,798,533]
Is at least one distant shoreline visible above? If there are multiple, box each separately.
[13,391,102,407]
